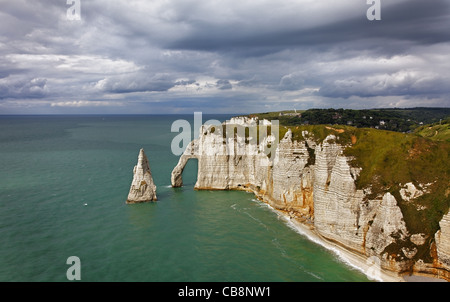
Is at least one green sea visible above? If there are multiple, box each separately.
[0,115,371,282]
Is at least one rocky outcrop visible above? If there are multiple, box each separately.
[127,148,157,203]
[435,210,450,270]
[172,140,198,188]
[171,117,449,281]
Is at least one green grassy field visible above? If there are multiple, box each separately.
[414,118,450,142]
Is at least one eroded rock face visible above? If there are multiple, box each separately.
[271,129,313,215]
[435,210,450,269]
[313,138,369,253]
[171,140,198,188]
[365,193,409,256]
[127,148,157,203]
[170,118,449,280]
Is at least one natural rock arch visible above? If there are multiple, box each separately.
[171,140,198,187]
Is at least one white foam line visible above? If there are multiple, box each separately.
[253,200,397,282]
[283,217,382,282]
[305,270,324,281]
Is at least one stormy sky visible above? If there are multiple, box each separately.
[0,0,449,114]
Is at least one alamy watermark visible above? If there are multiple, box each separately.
[65,1,379,22]
[66,0,81,21]
[66,256,81,280]
[171,112,279,163]
[367,0,381,21]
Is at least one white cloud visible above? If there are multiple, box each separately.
[0,75,48,99]
[5,54,140,75]
[0,0,449,113]
[50,100,125,107]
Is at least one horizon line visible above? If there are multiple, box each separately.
[1,106,449,117]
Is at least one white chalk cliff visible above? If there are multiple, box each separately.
[435,210,450,270]
[171,117,450,281]
[127,148,157,203]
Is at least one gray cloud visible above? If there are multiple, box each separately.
[216,79,232,90]
[0,76,48,99]
[0,0,449,114]
[95,72,176,93]
[166,0,450,55]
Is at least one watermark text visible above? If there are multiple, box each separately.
[367,0,381,21]
[66,256,81,280]
[66,0,81,21]
[171,112,279,164]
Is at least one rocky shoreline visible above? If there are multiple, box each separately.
[171,116,450,282]
[233,184,448,282]
[239,186,404,282]
[264,197,447,282]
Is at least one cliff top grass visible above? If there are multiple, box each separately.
[313,126,446,239]
[277,123,449,262]
[240,110,449,250]
[248,107,450,133]
[414,118,450,142]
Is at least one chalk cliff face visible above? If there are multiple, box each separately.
[435,211,450,270]
[127,148,157,203]
[171,118,449,280]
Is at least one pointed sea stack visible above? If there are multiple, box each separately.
[126,148,157,204]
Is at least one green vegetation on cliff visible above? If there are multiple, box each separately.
[345,128,449,235]
[244,108,450,261]
[250,107,450,133]
[414,118,450,142]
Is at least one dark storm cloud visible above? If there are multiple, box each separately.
[216,79,232,90]
[0,76,47,99]
[0,0,449,113]
[175,79,196,86]
[95,72,177,94]
[167,0,450,55]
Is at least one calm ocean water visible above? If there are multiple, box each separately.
[0,115,370,282]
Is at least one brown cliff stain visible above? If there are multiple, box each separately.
[292,192,301,207]
[430,241,440,266]
[409,241,450,281]
[361,224,370,253]
[325,126,345,134]
[301,188,314,216]
[408,147,422,159]
[407,139,433,159]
